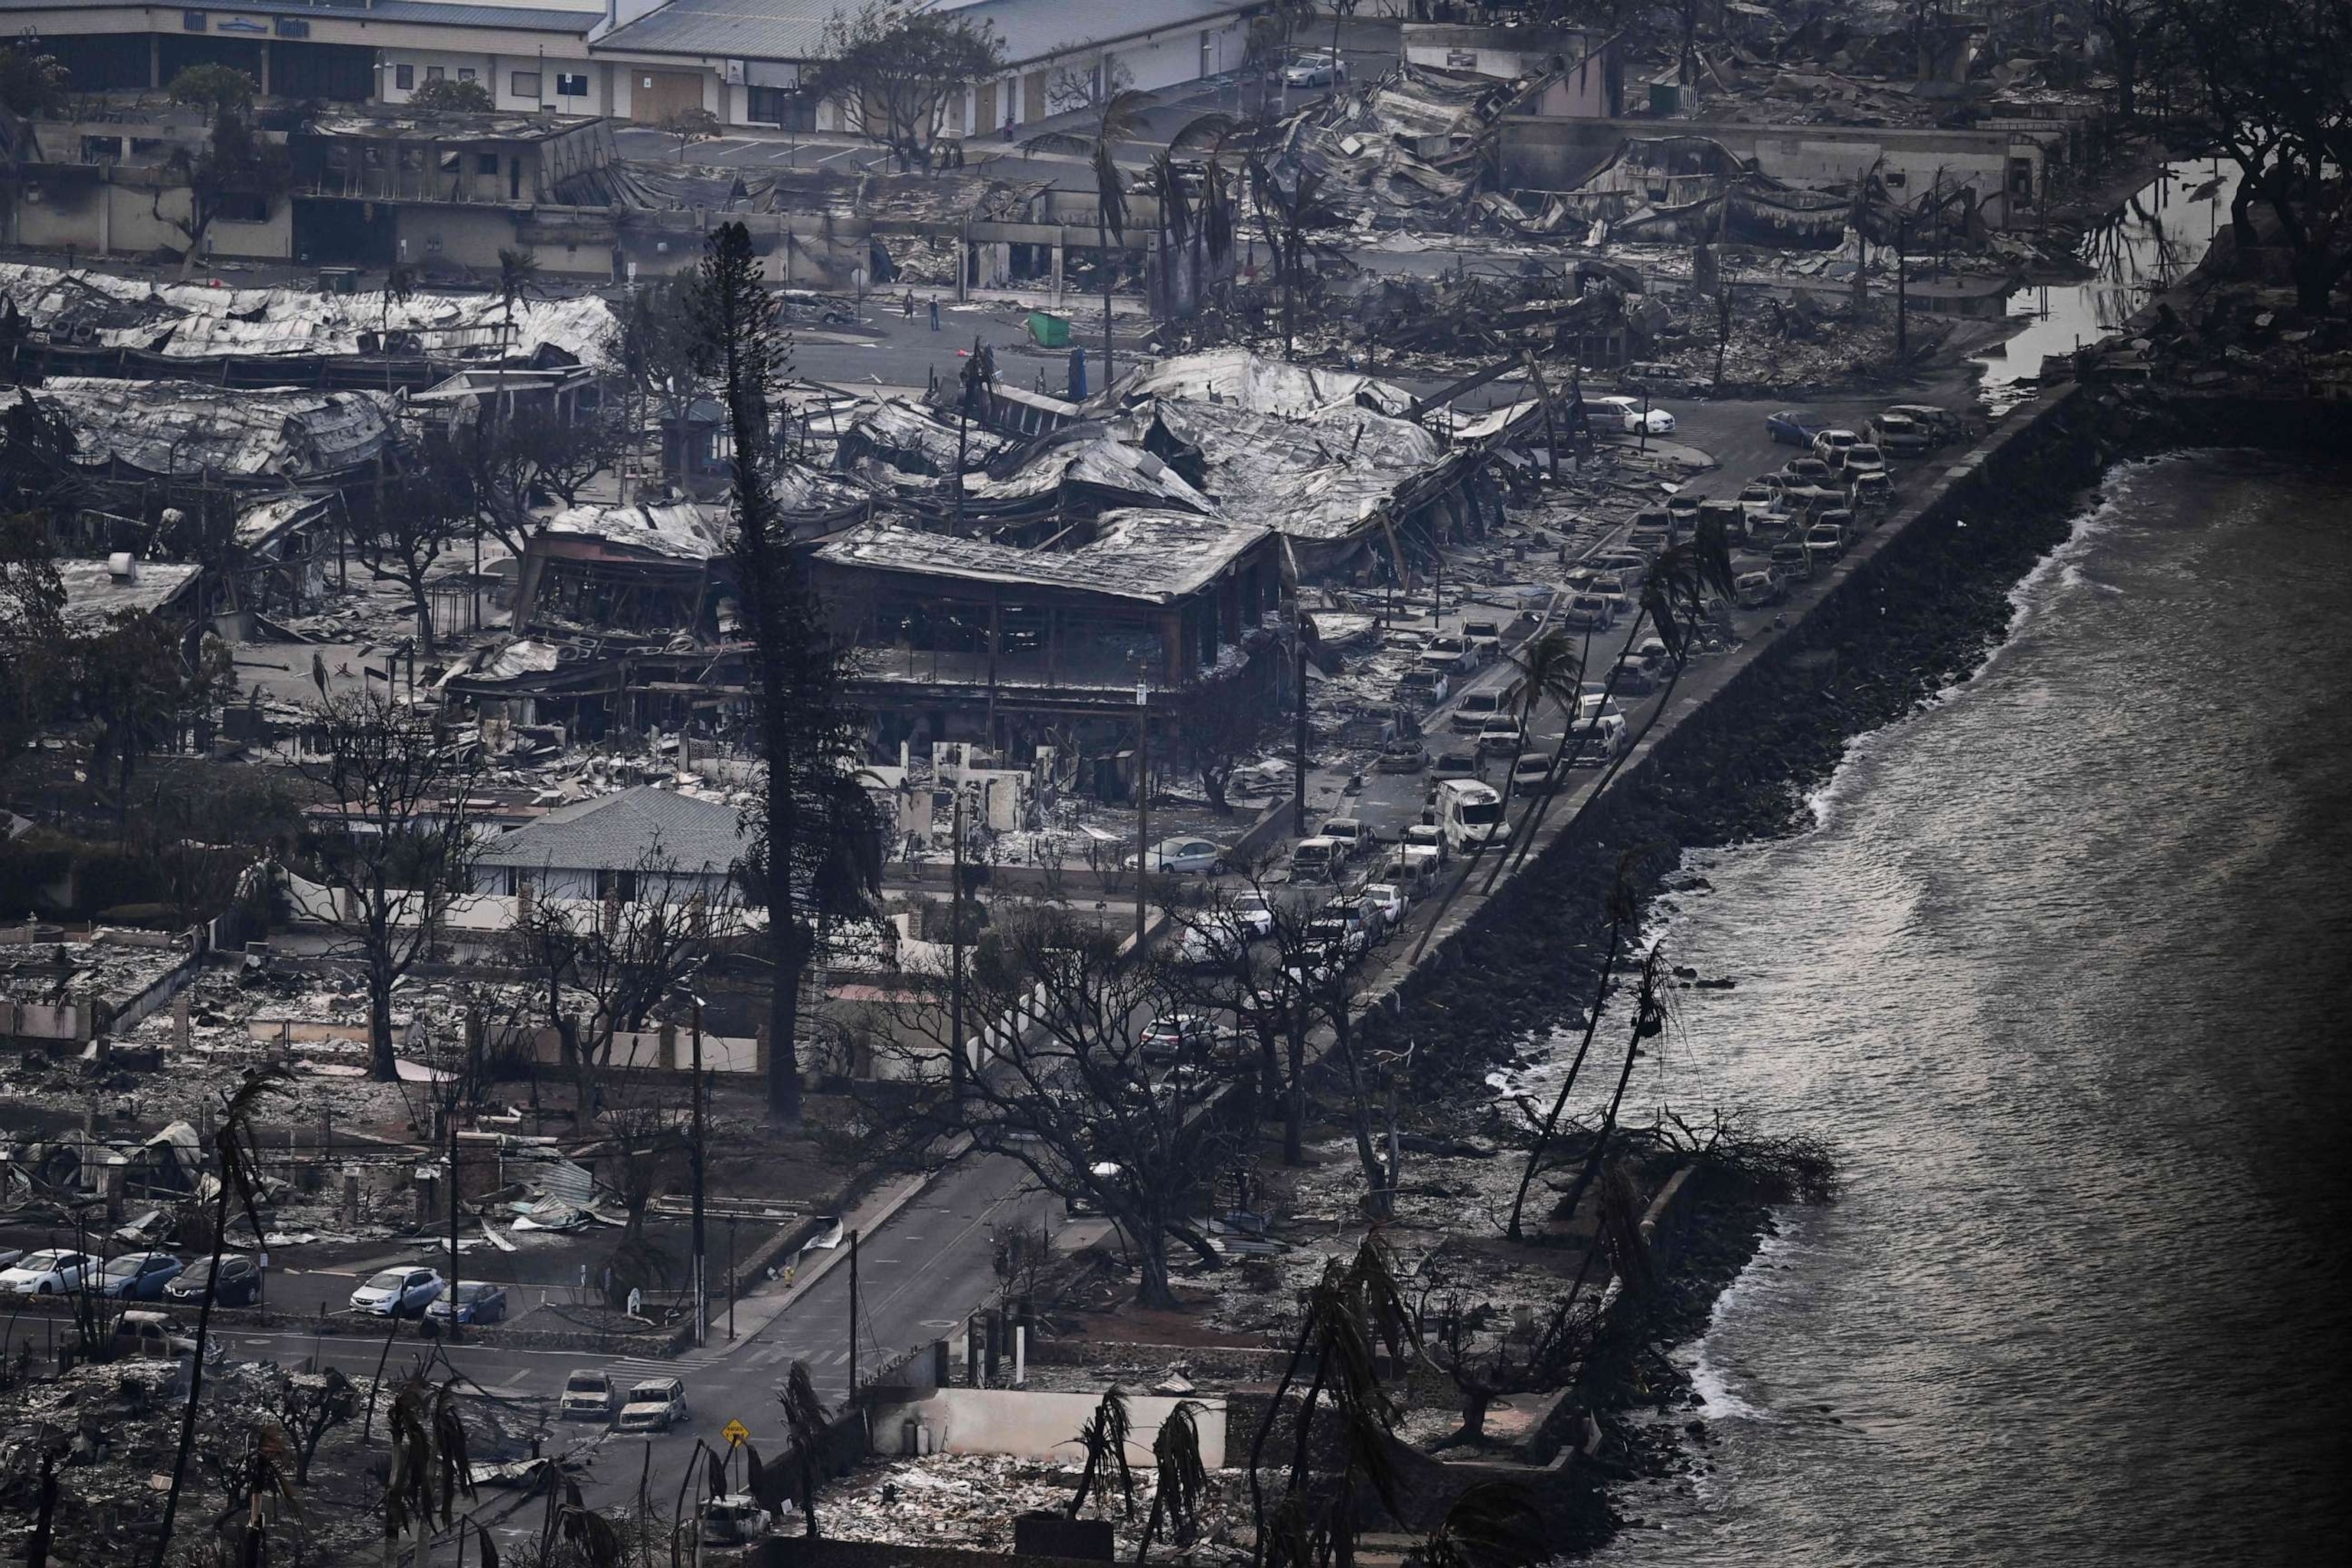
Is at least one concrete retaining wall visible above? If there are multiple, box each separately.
[866,1388,1228,1468]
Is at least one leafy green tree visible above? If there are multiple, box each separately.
[407,77,495,113]
[808,0,1006,174]
[0,45,68,117]
[156,67,290,279]
[661,104,722,162]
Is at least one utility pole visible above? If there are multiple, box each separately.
[1896,212,1910,361]
[949,783,966,1100]
[847,1229,860,1396]
[1134,684,1150,950]
[689,991,707,1347]
[446,1102,460,1344]
[727,1216,737,1341]
[1292,620,1309,837]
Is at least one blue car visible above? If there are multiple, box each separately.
[1766,409,1824,446]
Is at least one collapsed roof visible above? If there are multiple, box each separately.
[32,379,397,481]
[1271,64,1551,227]
[0,263,619,365]
[815,508,1266,606]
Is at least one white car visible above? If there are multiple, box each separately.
[1282,51,1347,87]
[1132,836,1223,874]
[1358,883,1408,929]
[1230,890,1277,940]
[1174,916,1253,968]
[616,1377,690,1433]
[1,1250,96,1295]
[1584,396,1676,436]
[350,1266,444,1317]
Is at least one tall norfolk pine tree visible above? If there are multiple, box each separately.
[688,222,880,1122]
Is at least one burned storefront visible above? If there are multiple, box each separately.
[812,508,1277,761]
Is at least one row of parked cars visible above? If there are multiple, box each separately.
[1727,404,1971,603]
[0,1246,506,1321]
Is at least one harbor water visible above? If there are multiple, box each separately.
[1574,452,2352,1564]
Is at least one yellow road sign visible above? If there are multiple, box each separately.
[722,1419,750,1448]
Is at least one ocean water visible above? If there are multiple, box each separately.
[1572,452,2352,1564]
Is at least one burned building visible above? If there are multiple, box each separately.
[812,508,1277,756]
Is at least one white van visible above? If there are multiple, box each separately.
[1432,779,1506,853]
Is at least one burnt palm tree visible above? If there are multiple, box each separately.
[382,1374,474,1568]
[151,1067,286,1568]
[779,1362,830,1537]
[1136,1400,1207,1560]
[1504,849,1649,1241]
[1024,90,1149,390]
[1069,1386,1135,1520]
[1544,942,1671,1246]
[1491,514,1736,886]
[1415,1481,1549,1568]
[1247,163,1348,361]
[1246,1236,1416,1568]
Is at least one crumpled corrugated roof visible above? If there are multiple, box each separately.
[0,263,619,364]
[541,501,731,562]
[1148,397,1442,543]
[34,377,395,477]
[962,424,1216,511]
[817,508,1265,604]
[56,560,204,632]
[1102,348,1416,420]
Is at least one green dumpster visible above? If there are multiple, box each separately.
[1027,311,1071,348]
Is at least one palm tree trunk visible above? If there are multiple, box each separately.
[1505,914,1626,1240]
[1100,220,1116,390]
[150,1174,234,1568]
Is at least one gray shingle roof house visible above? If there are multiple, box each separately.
[473,786,743,903]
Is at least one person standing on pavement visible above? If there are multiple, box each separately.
[929,297,941,331]
[903,290,915,319]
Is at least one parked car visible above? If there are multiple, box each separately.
[1230,890,1277,941]
[1608,655,1657,694]
[1851,469,1896,514]
[1782,456,1834,488]
[1589,552,1650,590]
[1734,568,1786,609]
[1374,738,1429,773]
[1142,1011,1223,1064]
[1403,822,1449,863]
[1132,836,1223,874]
[701,1496,777,1550]
[2,1250,96,1295]
[1396,667,1448,706]
[1812,428,1861,469]
[97,1252,185,1301]
[1563,593,1616,630]
[1476,716,1524,757]
[1318,817,1371,858]
[164,1255,261,1308]
[1736,479,1782,522]
[1510,750,1556,790]
[426,1282,509,1325]
[561,1369,619,1422]
[1568,714,1628,766]
[1430,751,1480,783]
[1815,508,1858,546]
[351,1266,443,1317]
[1585,395,1675,436]
[1357,883,1409,931]
[1290,836,1345,883]
[1765,408,1823,446]
[1804,522,1846,570]
[111,1310,199,1361]
[1769,541,1814,583]
[1419,634,1477,673]
[1459,622,1503,664]
[616,1377,690,1434]
[0,1250,23,1273]
[1871,410,1932,456]
[1451,682,1519,735]
[1282,51,1347,87]
[1885,403,1965,446]
[1842,443,1888,479]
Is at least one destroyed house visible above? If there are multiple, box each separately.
[1550,136,1852,248]
[513,501,732,639]
[29,379,397,484]
[813,509,1276,742]
[472,786,743,903]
